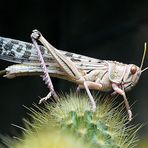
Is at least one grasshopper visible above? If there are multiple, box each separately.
[0,30,147,121]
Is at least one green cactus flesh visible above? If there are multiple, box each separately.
[1,93,140,148]
[49,94,139,148]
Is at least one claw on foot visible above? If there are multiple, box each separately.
[39,91,59,104]
[39,92,53,104]
[128,110,132,121]
[92,103,96,112]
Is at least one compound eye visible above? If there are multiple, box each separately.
[130,65,137,74]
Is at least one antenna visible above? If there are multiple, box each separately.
[140,43,147,69]
[142,67,148,73]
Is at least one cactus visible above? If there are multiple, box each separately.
[1,93,140,148]
[49,93,140,148]
[1,129,88,148]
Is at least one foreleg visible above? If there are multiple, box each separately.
[112,83,132,121]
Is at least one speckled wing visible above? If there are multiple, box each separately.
[0,36,108,74]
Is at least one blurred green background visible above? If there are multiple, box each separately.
[0,0,148,147]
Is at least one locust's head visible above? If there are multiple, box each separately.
[123,64,141,91]
[123,43,148,92]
